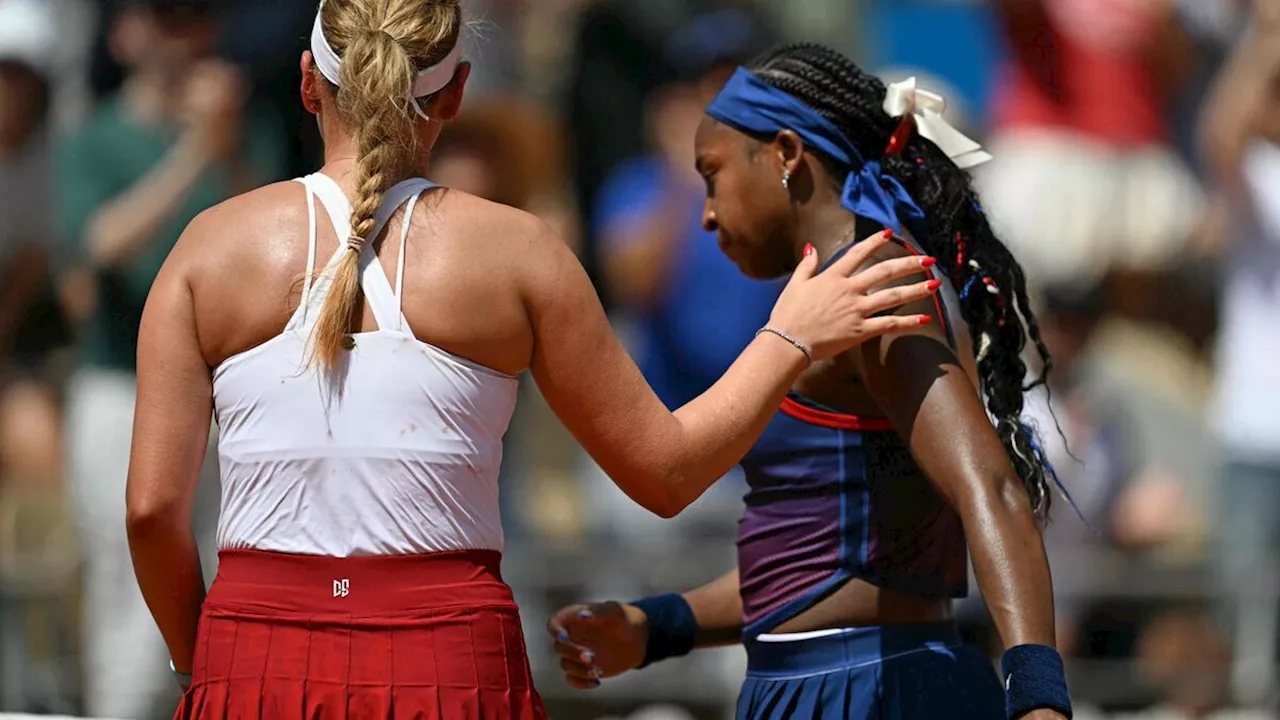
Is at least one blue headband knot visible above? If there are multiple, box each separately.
[706,68,927,235]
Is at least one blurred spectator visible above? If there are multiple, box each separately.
[54,0,287,716]
[0,2,76,708]
[2,0,98,132]
[977,0,1204,287]
[1116,608,1271,719]
[564,0,769,294]
[1198,6,1280,707]
[1021,284,1138,642]
[213,0,321,178]
[0,0,67,494]
[596,9,779,413]
[430,96,579,252]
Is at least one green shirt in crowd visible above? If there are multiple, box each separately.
[56,96,288,373]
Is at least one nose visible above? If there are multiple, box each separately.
[701,198,718,233]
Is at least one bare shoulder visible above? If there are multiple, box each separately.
[170,182,311,364]
[851,232,951,352]
[431,189,563,250]
[854,236,917,281]
[174,181,307,274]
[427,189,577,284]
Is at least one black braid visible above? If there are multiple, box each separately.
[748,44,1059,521]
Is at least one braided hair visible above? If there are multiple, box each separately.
[748,44,1059,521]
[308,0,461,373]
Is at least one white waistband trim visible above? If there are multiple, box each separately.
[755,628,856,643]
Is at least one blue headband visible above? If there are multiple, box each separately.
[705,67,926,235]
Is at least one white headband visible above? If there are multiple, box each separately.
[310,1,462,120]
[883,77,992,170]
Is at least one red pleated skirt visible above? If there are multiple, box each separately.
[176,549,547,719]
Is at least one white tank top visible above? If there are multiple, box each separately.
[212,173,518,557]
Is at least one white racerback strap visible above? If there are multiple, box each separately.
[295,179,320,327]
[290,173,434,333]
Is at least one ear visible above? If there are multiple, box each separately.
[773,129,805,178]
[299,51,322,115]
[425,61,470,121]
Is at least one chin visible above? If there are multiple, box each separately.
[739,264,774,280]
[739,258,791,281]
[719,233,790,280]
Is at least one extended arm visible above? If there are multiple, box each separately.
[1199,22,1280,193]
[84,139,213,268]
[525,227,938,518]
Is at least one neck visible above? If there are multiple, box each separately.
[321,129,359,169]
[317,111,437,181]
[319,130,434,189]
[796,198,859,266]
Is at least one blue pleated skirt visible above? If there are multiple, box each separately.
[736,622,1003,719]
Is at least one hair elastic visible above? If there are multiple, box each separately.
[884,115,915,156]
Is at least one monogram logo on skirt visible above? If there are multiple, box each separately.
[333,578,350,598]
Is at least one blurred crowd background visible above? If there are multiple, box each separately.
[0,0,1277,718]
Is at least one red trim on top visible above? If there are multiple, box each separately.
[896,240,948,326]
[780,396,894,432]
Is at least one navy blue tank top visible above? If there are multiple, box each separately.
[736,237,968,639]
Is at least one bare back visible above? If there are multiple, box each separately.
[183,169,543,376]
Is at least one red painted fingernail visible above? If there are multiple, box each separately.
[918,316,933,326]
[927,280,942,291]
[920,257,937,268]
[881,229,893,239]
[803,243,815,258]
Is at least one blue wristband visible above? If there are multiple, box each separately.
[1001,644,1072,719]
[630,593,698,668]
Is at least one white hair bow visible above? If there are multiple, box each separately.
[882,77,992,170]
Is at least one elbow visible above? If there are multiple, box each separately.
[647,496,684,520]
[125,498,184,543]
[626,471,692,519]
[640,482,687,519]
[958,474,1038,526]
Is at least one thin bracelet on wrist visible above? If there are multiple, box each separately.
[756,326,813,365]
[170,659,193,689]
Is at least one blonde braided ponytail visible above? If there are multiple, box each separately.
[309,0,461,373]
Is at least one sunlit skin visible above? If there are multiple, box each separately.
[552,107,1062,720]
[125,44,944,688]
